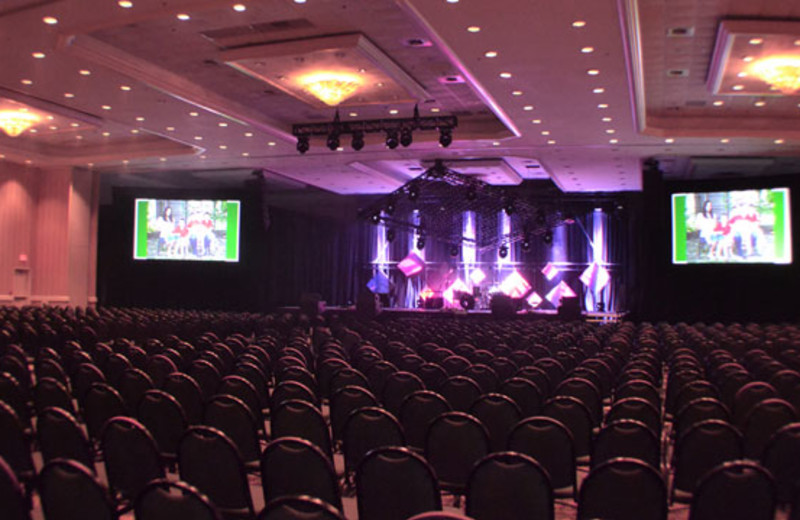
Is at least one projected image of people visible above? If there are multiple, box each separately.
[145,200,229,260]
[673,188,791,264]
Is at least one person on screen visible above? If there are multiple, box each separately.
[712,215,733,260]
[187,211,213,257]
[695,200,717,258]
[156,206,175,255]
[729,202,765,258]
[172,218,189,257]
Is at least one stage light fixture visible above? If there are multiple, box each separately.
[416,236,426,250]
[370,212,381,224]
[407,183,420,201]
[499,244,509,258]
[400,127,413,147]
[326,131,340,151]
[449,244,460,257]
[503,198,515,215]
[351,130,365,151]
[385,199,396,215]
[386,228,396,242]
[385,129,399,149]
[439,127,453,147]
[296,135,310,154]
[521,236,531,251]
[543,230,553,245]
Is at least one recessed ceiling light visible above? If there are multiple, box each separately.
[720,138,730,143]
[29,129,38,134]
[32,52,45,59]
[499,72,512,78]
[120,85,131,91]
[743,56,754,62]
[102,105,112,110]
[159,157,167,162]
[232,3,246,12]
[218,122,228,127]
[389,109,399,115]
[587,69,600,76]
[609,138,619,144]
[512,90,523,96]
[243,132,253,137]
[21,79,33,85]
[64,93,75,98]
[593,87,605,94]
[754,100,766,107]
[523,105,534,111]
[189,111,199,116]
[241,152,250,157]
[48,126,57,130]
[268,141,276,146]
[446,0,459,3]
[492,141,500,146]
[131,129,139,134]
[665,138,675,143]
[606,129,615,134]
[547,139,556,144]
[602,117,612,122]
[122,159,129,164]
[118,0,133,7]
[713,100,724,106]
[219,145,228,149]
[597,103,608,108]
[79,69,92,76]
[348,112,358,117]
[102,132,111,137]
[581,46,594,53]
[200,155,207,159]
[431,107,440,113]
[295,0,307,3]
[736,72,748,78]
[467,26,481,33]
[532,119,542,124]
[572,20,586,28]
[176,13,190,20]
[541,130,550,136]
[749,37,763,45]
[166,127,175,131]
[42,16,58,25]
[135,116,145,121]
[775,139,785,144]
[194,136,203,140]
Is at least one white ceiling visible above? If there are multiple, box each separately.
[1,0,800,194]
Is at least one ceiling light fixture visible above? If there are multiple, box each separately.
[298,72,361,106]
[467,26,480,33]
[485,51,498,58]
[581,46,594,53]
[21,79,32,85]
[750,56,800,93]
[572,20,586,28]
[176,13,190,20]
[232,3,246,12]
[32,52,45,59]
[118,0,133,7]
[499,72,512,78]
[0,111,40,137]
[43,16,58,25]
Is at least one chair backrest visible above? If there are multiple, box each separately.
[137,389,188,460]
[690,460,776,520]
[356,446,441,520]
[328,367,370,398]
[260,436,341,512]
[0,455,28,520]
[674,397,729,440]
[0,371,30,429]
[134,479,221,520]
[145,354,178,389]
[761,422,800,504]
[0,401,34,480]
[462,364,500,393]
[425,411,490,494]
[81,382,128,441]
[555,377,602,425]
[163,372,204,424]
[507,416,576,497]
[733,381,779,427]
[188,359,221,403]
[39,459,116,520]
[498,377,543,418]
[615,379,660,410]
[177,426,255,519]
[329,385,379,444]
[417,363,449,392]
[542,395,594,459]
[440,375,483,412]
[271,399,333,459]
[342,406,405,476]
[34,377,75,417]
[37,406,95,470]
[672,419,743,497]
[101,416,164,501]
[217,375,263,421]
[466,451,554,520]
[271,380,318,414]
[381,371,425,416]
[578,457,667,520]
[605,397,661,437]
[469,393,522,452]
[204,394,261,464]
[72,363,107,401]
[258,495,345,520]
[743,398,798,459]
[591,419,660,470]
[514,365,551,397]
[399,390,452,451]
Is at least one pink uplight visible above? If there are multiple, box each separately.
[469,268,486,285]
[500,270,531,298]
[398,251,424,277]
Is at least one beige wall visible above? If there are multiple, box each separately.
[0,161,99,306]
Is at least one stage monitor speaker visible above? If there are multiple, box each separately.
[558,296,582,321]
[422,297,444,309]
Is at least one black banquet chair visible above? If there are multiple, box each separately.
[591,419,660,470]
[577,457,667,520]
[37,406,95,470]
[356,446,442,520]
[507,416,577,498]
[134,479,222,520]
[468,393,522,452]
[689,460,776,520]
[761,422,800,504]
[425,411,490,497]
[258,495,345,520]
[270,399,333,460]
[137,389,188,464]
[342,406,405,479]
[399,390,451,452]
[466,451,554,520]
[39,459,117,520]
[0,455,29,520]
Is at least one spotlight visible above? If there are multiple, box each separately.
[326,132,340,151]
[543,230,553,245]
[386,228,396,242]
[370,212,381,224]
[385,200,395,215]
[351,130,365,151]
[400,127,413,147]
[503,199,515,215]
[416,236,426,250]
[386,129,399,149]
[449,244,460,257]
[439,127,453,147]
[296,135,309,154]
[521,236,531,251]
[408,183,420,201]
[466,185,477,201]
[499,244,509,258]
